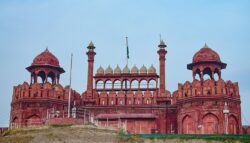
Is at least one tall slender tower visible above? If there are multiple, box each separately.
[157,40,167,96]
[86,42,96,100]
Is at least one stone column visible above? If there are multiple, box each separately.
[157,40,167,96]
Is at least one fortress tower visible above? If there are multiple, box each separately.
[173,44,242,134]
[10,49,81,128]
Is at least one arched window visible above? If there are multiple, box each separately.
[96,80,104,89]
[113,80,121,89]
[122,80,130,89]
[140,79,147,89]
[148,79,157,88]
[131,80,139,88]
[105,80,112,89]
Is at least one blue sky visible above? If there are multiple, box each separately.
[0,0,250,127]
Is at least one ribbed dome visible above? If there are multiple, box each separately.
[97,66,104,74]
[192,44,221,63]
[131,65,139,73]
[114,65,121,74]
[148,65,156,73]
[32,48,60,67]
[140,65,147,74]
[122,65,130,73]
[105,65,113,74]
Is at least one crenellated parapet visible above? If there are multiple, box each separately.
[12,82,81,103]
[173,79,239,101]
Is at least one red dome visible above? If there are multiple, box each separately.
[32,48,60,67]
[192,44,221,63]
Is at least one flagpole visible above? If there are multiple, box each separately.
[68,53,73,118]
[125,36,129,104]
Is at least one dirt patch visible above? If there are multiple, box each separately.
[0,125,118,143]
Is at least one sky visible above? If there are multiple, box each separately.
[0,0,250,127]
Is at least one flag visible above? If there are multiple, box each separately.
[127,44,129,59]
[126,37,129,59]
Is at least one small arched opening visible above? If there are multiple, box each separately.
[203,68,212,80]
[96,80,104,89]
[140,79,148,89]
[122,79,130,89]
[105,80,112,89]
[37,71,46,83]
[48,72,55,84]
[148,79,157,88]
[214,68,220,81]
[131,79,139,89]
[194,68,201,80]
[113,80,121,89]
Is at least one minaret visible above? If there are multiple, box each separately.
[86,41,96,98]
[157,40,167,96]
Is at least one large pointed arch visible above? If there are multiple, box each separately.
[26,114,42,126]
[228,115,239,134]
[182,115,196,134]
[202,113,219,134]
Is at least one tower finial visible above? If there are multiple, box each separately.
[158,39,167,48]
[45,46,49,52]
[89,41,94,47]
[87,41,95,50]
[204,43,209,48]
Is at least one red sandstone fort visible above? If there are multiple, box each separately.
[9,40,249,134]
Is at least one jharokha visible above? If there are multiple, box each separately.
[10,40,244,134]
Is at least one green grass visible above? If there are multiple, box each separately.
[49,124,73,128]
[118,134,250,143]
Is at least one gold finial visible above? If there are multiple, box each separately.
[89,41,94,47]
[45,46,49,52]
[87,41,95,50]
[204,43,209,48]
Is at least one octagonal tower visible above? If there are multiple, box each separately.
[10,48,81,128]
[173,44,242,134]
